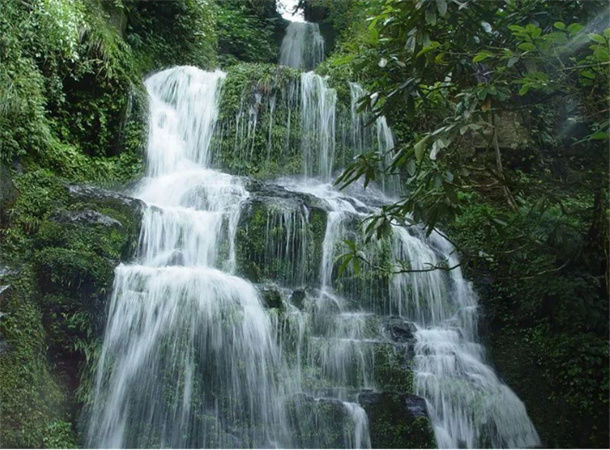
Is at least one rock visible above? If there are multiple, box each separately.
[290,288,306,310]
[52,210,123,228]
[65,183,145,212]
[0,339,10,356]
[0,266,19,279]
[385,317,417,343]
[165,250,185,266]
[255,284,283,310]
[285,393,354,449]
[358,391,436,449]
[0,285,11,301]
[405,395,428,417]
[245,179,326,210]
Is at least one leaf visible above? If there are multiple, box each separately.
[588,33,606,44]
[407,158,417,176]
[554,22,566,30]
[425,7,437,25]
[517,42,536,52]
[436,0,447,16]
[473,50,493,62]
[507,56,519,68]
[590,131,609,140]
[405,34,416,53]
[414,135,430,162]
[331,54,355,66]
[567,23,584,35]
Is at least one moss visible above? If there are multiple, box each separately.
[359,392,436,449]
[235,197,328,287]
[0,269,74,448]
[0,168,143,446]
[373,344,414,393]
[212,63,303,179]
[285,395,355,448]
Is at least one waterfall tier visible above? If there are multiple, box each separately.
[279,22,325,71]
[87,64,540,449]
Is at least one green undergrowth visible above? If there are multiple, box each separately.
[449,188,609,447]
[0,169,142,447]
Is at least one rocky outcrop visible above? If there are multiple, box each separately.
[0,179,145,448]
[235,183,327,286]
[359,391,436,449]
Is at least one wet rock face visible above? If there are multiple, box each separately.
[285,393,360,449]
[52,210,124,228]
[234,186,327,286]
[66,184,145,213]
[385,316,417,343]
[359,391,436,449]
[256,283,284,310]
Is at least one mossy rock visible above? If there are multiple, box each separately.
[234,188,327,287]
[285,393,358,448]
[0,178,143,447]
[359,391,436,449]
[0,269,74,449]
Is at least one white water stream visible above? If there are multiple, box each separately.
[87,21,540,450]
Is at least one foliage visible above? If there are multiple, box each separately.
[326,1,609,447]
[216,0,284,66]
[0,269,72,448]
[123,0,217,70]
[213,63,303,178]
[0,0,146,180]
[336,0,608,235]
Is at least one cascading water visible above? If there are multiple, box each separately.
[87,22,541,450]
[279,21,325,71]
[87,67,289,448]
[300,72,337,181]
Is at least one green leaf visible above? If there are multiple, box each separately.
[517,42,536,52]
[407,159,417,176]
[425,7,437,25]
[590,131,609,140]
[554,22,566,30]
[507,56,519,67]
[414,135,430,162]
[588,33,606,44]
[436,0,447,16]
[331,53,355,66]
[567,23,584,35]
[473,50,493,62]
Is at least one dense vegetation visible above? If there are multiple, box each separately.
[0,1,282,447]
[308,0,609,447]
[0,0,607,448]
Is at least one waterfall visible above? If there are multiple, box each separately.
[279,22,325,70]
[86,26,541,448]
[87,67,289,448]
[300,72,337,181]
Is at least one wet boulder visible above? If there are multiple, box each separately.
[385,316,417,343]
[285,393,360,449]
[234,185,327,286]
[255,283,284,310]
[358,391,436,449]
